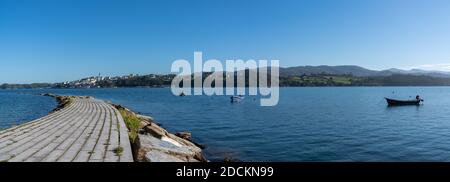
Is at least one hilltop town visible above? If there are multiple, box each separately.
[55,74,175,88]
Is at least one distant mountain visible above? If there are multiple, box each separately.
[279,65,450,78]
[280,65,380,77]
[385,68,450,78]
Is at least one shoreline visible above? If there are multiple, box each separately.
[5,85,450,91]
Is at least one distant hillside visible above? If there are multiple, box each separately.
[279,74,450,87]
[385,68,450,78]
[0,83,54,89]
[279,65,450,78]
[280,65,381,77]
[364,74,450,86]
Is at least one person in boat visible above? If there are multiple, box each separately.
[416,95,420,100]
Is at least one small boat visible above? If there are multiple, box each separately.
[385,97,423,106]
[231,95,245,103]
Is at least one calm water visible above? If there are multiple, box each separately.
[2,87,450,162]
[0,91,56,129]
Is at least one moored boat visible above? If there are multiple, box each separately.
[231,95,245,103]
[385,97,423,106]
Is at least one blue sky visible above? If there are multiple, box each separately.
[1,0,450,83]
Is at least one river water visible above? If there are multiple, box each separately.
[1,87,450,161]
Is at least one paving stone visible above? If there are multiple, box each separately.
[0,97,133,162]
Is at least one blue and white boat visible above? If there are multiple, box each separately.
[231,95,245,103]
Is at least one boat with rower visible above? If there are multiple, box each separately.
[385,95,424,106]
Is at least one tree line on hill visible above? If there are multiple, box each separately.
[0,83,55,89]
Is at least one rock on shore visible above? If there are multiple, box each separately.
[113,106,207,162]
[137,116,206,162]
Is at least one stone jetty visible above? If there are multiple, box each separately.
[0,96,133,162]
[0,94,206,162]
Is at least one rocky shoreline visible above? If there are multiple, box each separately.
[112,104,207,162]
[42,93,207,162]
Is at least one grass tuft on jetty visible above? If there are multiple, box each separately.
[113,146,124,156]
[118,108,140,143]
